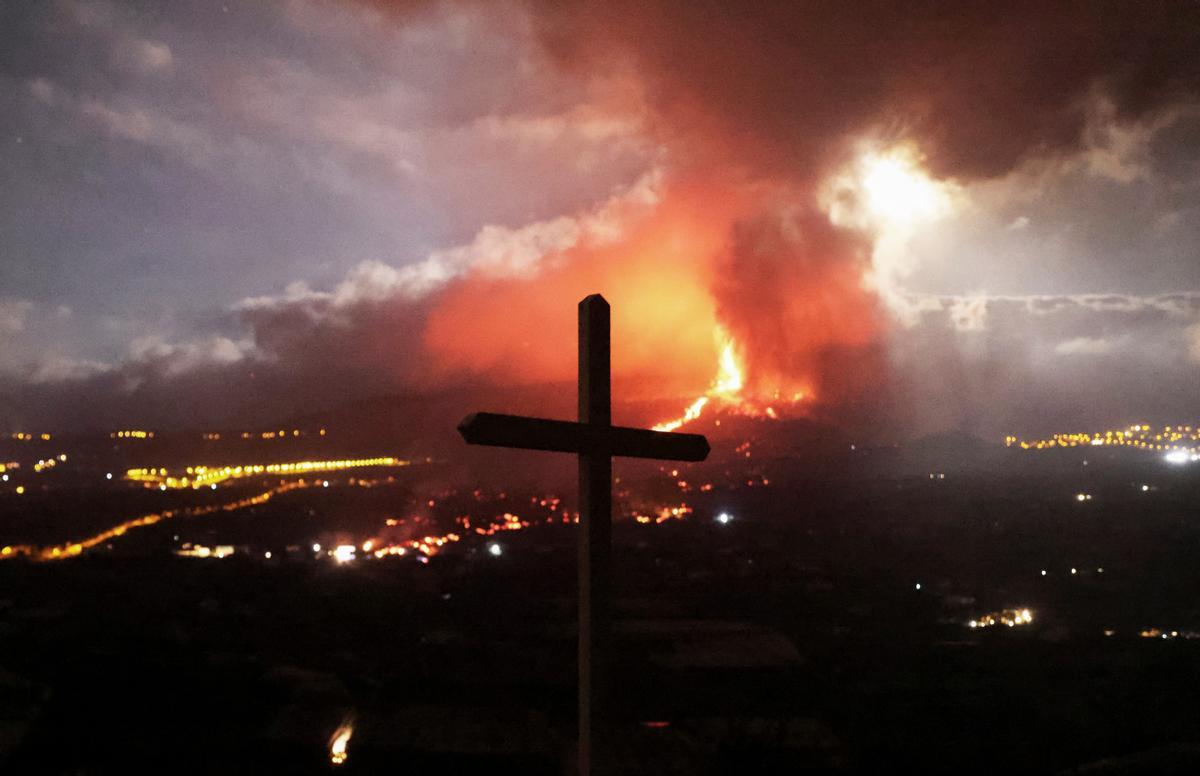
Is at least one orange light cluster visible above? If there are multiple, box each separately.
[175,543,235,559]
[1139,627,1200,639]
[8,432,51,441]
[33,454,66,473]
[634,504,694,524]
[126,456,409,489]
[238,427,326,440]
[112,430,154,439]
[474,512,528,536]
[1007,424,1200,454]
[968,608,1034,629]
[368,531,463,559]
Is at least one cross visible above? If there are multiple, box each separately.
[458,294,709,775]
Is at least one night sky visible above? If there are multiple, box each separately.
[2,0,1199,436]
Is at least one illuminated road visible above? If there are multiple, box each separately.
[1,480,307,562]
[126,456,411,490]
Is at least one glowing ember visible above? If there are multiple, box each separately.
[329,719,353,766]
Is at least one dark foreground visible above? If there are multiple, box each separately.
[3,440,1200,774]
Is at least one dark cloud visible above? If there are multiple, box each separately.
[532,0,1200,181]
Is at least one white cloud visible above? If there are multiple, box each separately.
[27,78,55,105]
[128,334,256,377]
[79,98,220,169]
[28,355,112,384]
[1189,323,1200,365]
[1055,336,1121,356]
[948,296,988,332]
[0,301,34,334]
[237,168,663,313]
[117,38,174,74]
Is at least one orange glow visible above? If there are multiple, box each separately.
[653,329,812,431]
[423,181,749,400]
[329,719,354,766]
[421,171,884,422]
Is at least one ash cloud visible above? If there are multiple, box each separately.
[3,1,1200,438]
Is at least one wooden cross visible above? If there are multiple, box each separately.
[458,294,709,775]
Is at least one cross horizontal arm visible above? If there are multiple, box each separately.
[458,412,710,462]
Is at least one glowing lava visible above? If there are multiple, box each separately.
[653,328,808,432]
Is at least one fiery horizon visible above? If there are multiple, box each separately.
[3,0,1199,439]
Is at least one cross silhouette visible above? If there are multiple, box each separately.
[458,294,709,775]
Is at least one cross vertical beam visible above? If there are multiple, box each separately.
[577,294,611,776]
[456,293,709,774]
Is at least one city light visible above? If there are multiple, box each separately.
[488,542,503,556]
[968,608,1033,629]
[126,456,410,489]
[7,432,51,442]
[175,543,235,559]
[715,512,733,524]
[0,481,307,562]
[111,430,154,439]
[1008,423,1200,462]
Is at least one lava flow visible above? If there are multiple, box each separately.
[652,328,809,432]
